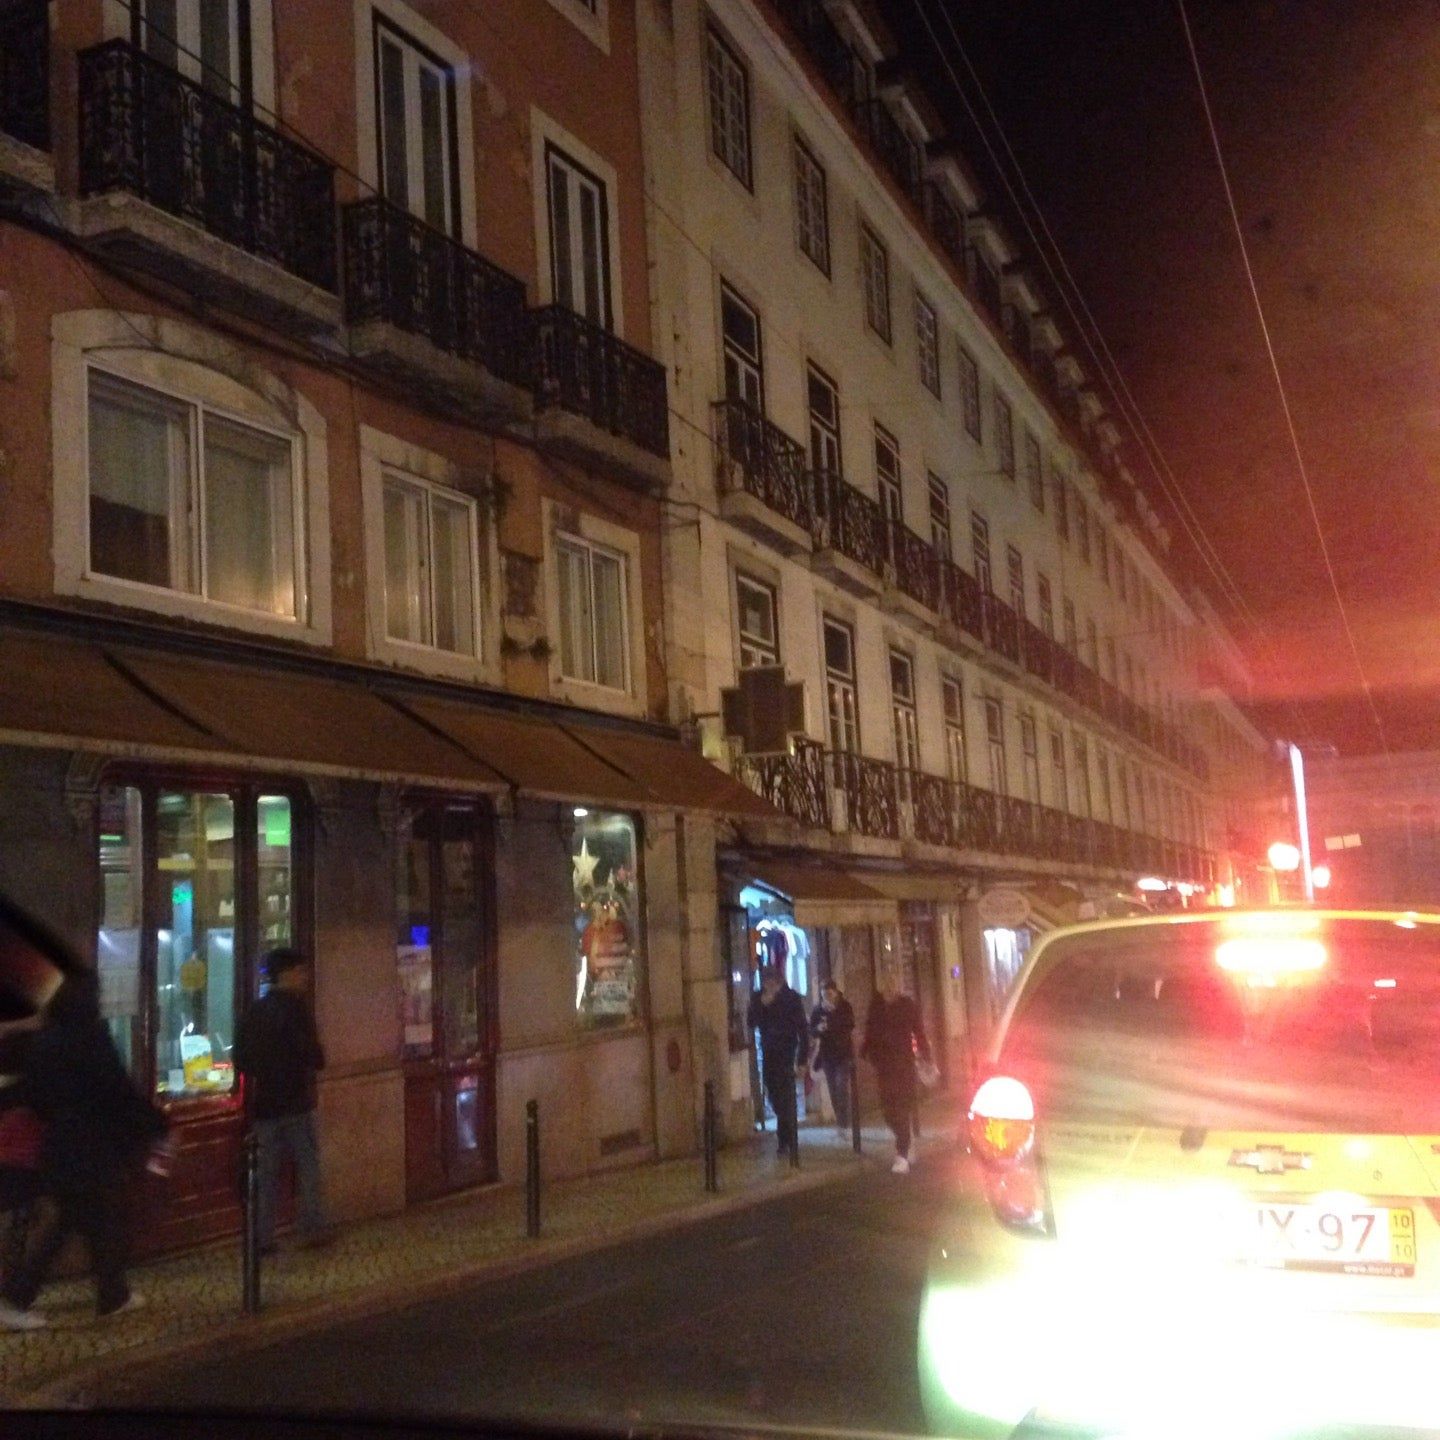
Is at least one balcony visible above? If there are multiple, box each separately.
[0,0,50,191]
[852,98,923,208]
[342,197,531,421]
[925,184,966,275]
[1052,645,1078,698]
[712,398,812,552]
[1021,622,1054,685]
[735,738,830,831]
[967,248,1003,325]
[982,593,1021,666]
[829,749,899,840]
[772,0,863,107]
[76,40,338,331]
[809,469,885,598]
[531,304,671,489]
[884,521,941,623]
[938,560,986,646]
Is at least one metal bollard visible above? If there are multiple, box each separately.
[241,1130,261,1314]
[702,1079,719,1193]
[525,1099,541,1238]
[850,1058,862,1154]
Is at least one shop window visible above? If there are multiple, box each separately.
[572,810,643,1028]
[97,779,302,1101]
[87,370,301,619]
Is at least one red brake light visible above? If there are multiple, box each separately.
[967,1075,1035,1164]
[1215,935,1327,984]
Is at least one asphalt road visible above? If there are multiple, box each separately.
[129,1162,957,1435]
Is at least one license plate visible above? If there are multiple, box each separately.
[1244,1203,1416,1277]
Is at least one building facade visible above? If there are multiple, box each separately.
[0,0,780,1250]
[635,0,1278,1114]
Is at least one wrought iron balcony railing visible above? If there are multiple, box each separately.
[78,39,337,292]
[983,592,1021,665]
[343,197,530,388]
[829,749,900,841]
[532,304,670,461]
[924,183,966,275]
[1,0,48,151]
[810,469,886,575]
[712,398,812,532]
[771,0,863,107]
[735,738,830,831]
[888,521,941,612]
[852,97,923,207]
[1021,621,1054,684]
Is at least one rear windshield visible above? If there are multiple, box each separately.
[999,917,1440,1130]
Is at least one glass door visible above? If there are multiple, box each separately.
[396,799,495,1201]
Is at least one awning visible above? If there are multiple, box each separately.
[860,871,965,905]
[112,649,504,790]
[559,724,780,820]
[745,860,898,928]
[0,629,221,756]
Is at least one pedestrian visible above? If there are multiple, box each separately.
[809,979,856,1133]
[233,946,329,1253]
[0,972,167,1328]
[746,964,808,1157]
[862,972,932,1175]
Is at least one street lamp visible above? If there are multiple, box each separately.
[1312,864,1332,890]
[1267,841,1301,872]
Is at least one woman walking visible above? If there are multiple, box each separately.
[861,973,931,1174]
[809,979,855,1132]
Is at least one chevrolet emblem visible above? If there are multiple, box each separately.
[1229,1144,1312,1175]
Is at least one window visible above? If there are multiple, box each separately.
[375,16,459,233]
[382,472,481,656]
[915,291,941,397]
[1037,574,1054,639]
[1020,714,1041,804]
[928,474,952,558]
[1063,598,1078,655]
[1117,549,1128,601]
[721,283,764,411]
[942,676,967,782]
[970,511,992,593]
[1097,525,1110,586]
[546,142,611,328]
[1105,636,1118,683]
[1024,431,1044,511]
[555,531,629,691]
[984,697,1007,796]
[793,134,830,274]
[958,345,981,441]
[572,810,643,1028]
[1006,544,1025,620]
[874,423,902,532]
[1097,745,1114,820]
[87,369,301,619]
[140,0,241,101]
[1053,469,1069,541]
[1073,733,1093,817]
[890,650,920,780]
[994,391,1014,478]
[1085,616,1099,672]
[860,225,891,343]
[1075,490,1091,563]
[807,363,842,477]
[735,572,779,668]
[1123,652,1135,696]
[706,25,751,188]
[98,780,300,1096]
[823,617,859,753]
[1049,728,1068,811]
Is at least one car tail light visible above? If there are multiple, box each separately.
[967,1075,1035,1164]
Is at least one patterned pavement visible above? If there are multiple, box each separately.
[1,1116,952,1404]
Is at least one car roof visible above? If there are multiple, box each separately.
[985,906,1440,1062]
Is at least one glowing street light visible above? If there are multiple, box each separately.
[1268,841,1302,872]
[1312,864,1332,890]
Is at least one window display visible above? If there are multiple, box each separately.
[571,811,642,1028]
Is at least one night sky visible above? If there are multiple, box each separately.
[879,0,1440,754]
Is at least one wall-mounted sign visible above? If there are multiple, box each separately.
[977,887,1031,929]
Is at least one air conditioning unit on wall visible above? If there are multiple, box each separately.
[720,666,807,755]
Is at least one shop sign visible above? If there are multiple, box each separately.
[977,887,1031,929]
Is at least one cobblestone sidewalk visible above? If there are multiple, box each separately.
[2,1114,954,1405]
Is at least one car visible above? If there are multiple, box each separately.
[919,909,1440,1439]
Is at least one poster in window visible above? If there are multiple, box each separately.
[572,812,641,1027]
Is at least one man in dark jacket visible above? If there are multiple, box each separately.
[747,965,808,1156]
[233,947,328,1251]
[862,973,931,1174]
[0,971,165,1327]
[809,979,856,1131]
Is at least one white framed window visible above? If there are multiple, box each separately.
[793,133,830,275]
[958,345,981,441]
[860,224,891,344]
[1105,636,1118,682]
[928,474,952,558]
[1086,616,1100,672]
[984,697,1007,796]
[706,24,752,189]
[1073,733,1093,818]
[1024,431,1044,511]
[994,390,1014,477]
[1097,745,1114,821]
[87,369,302,620]
[1063,598,1078,654]
[735,572,779,669]
[890,650,919,780]
[374,16,459,234]
[942,675,967,783]
[823,616,859,754]
[1006,544,1025,621]
[721,283,764,411]
[1054,468,1070,542]
[1037,573,1054,639]
[1049,728,1068,811]
[546,141,612,328]
[874,423,902,530]
[138,0,242,100]
[1097,524,1110,587]
[807,362,842,476]
[381,471,481,656]
[1117,548,1128,600]
[1075,490,1091,563]
[970,511,992,593]
[555,530,630,692]
[1019,714,1041,805]
[915,290,941,397]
